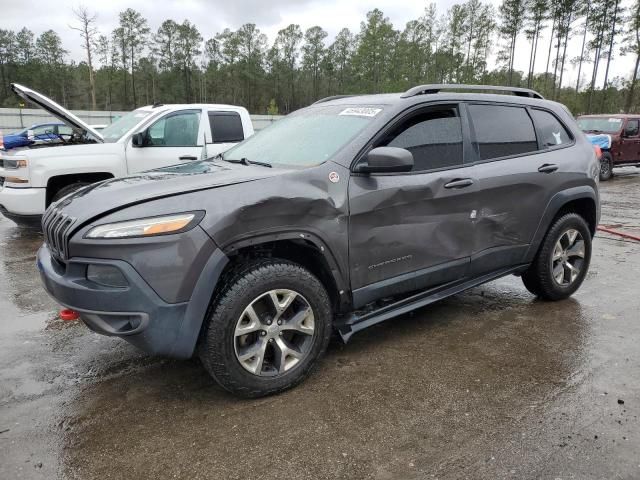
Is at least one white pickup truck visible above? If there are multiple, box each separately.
[0,84,254,226]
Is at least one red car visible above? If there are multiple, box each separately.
[577,114,640,180]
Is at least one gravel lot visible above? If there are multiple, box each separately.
[1,168,639,480]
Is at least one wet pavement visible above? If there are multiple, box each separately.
[1,168,639,480]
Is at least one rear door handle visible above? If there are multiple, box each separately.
[179,155,198,161]
[444,178,474,189]
[538,163,558,173]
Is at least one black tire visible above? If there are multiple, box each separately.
[199,259,332,398]
[599,152,613,181]
[522,213,592,301]
[51,182,90,203]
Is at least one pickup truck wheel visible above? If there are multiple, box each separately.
[51,182,90,203]
[199,259,332,398]
[599,152,613,181]
[522,213,592,301]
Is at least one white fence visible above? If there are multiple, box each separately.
[0,108,281,132]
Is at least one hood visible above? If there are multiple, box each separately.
[55,160,285,224]
[11,83,104,142]
[21,141,122,160]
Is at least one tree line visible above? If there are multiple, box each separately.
[0,0,639,116]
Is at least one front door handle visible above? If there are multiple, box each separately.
[538,163,558,173]
[179,155,198,161]
[444,178,474,189]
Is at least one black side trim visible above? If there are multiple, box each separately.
[352,257,469,309]
[336,264,529,342]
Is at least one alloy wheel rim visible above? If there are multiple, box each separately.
[551,228,585,286]
[233,289,316,377]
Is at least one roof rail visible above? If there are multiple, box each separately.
[312,94,357,105]
[401,84,544,100]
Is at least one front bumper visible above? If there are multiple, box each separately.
[0,186,46,224]
[37,244,229,358]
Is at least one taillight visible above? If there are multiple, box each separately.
[594,145,602,159]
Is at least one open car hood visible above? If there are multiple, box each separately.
[11,83,104,142]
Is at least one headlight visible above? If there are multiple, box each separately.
[86,213,198,239]
[3,159,28,169]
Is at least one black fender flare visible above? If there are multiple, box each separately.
[223,229,350,307]
[523,186,599,264]
[171,248,229,358]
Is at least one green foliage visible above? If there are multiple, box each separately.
[0,2,636,115]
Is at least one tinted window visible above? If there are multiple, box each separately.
[468,104,537,160]
[209,112,244,143]
[146,110,200,147]
[530,109,572,148]
[626,119,639,136]
[382,107,463,171]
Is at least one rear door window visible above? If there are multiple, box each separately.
[530,109,572,148]
[209,112,244,143]
[468,104,538,160]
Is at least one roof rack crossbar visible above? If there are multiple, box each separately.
[312,94,357,105]
[400,84,544,100]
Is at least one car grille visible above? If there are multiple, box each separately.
[42,206,76,262]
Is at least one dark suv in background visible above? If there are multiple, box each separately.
[38,84,600,397]
[578,114,640,180]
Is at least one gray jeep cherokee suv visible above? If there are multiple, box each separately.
[38,84,600,397]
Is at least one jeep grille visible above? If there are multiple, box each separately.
[42,206,76,262]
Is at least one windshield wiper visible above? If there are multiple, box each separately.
[226,157,272,168]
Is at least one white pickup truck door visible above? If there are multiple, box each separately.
[125,109,205,173]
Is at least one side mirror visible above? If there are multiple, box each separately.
[131,132,146,147]
[356,147,414,173]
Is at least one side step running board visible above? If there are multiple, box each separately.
[335,264,529,342]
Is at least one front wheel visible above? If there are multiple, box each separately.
[199,259,332,397]
[51,182,90,203]
[522,213,592,301]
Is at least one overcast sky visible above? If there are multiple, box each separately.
[3,0,636,89]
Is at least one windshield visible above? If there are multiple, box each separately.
[223,105,383,167]
[100,109,152,143]
[9,127,30,136]
[577,117,623,133]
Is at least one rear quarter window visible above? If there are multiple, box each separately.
[209,112,244,143]
[530,109,572,148]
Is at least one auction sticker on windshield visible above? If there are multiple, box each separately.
[339,107,382,117]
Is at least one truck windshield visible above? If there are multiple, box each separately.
[223,105,383,167]
[101,109,152,143]
[577,117,623,133]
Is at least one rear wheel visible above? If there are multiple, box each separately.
[522,213,592,300]
[199,259,332,397]
[599,152,613,181]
